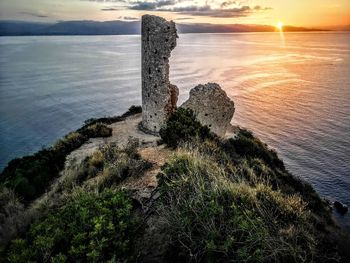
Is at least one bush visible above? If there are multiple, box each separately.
[223,128,284,169]
[123,105,142,117]
[53,132,87,154]
[160,108,214,148]
[6,190,141,263]
[81,123,112,138]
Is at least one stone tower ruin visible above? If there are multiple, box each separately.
[141,15,179,133]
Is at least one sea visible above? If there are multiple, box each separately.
[0,32,349,229]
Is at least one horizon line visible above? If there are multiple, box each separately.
[1,19,350,30]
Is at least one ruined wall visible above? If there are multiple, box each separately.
[141,15,178,133]
[181,83,235,137]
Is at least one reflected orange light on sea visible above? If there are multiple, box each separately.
[276,21,286,47]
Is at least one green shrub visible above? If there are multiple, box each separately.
[81,123,112,138]
[123,105,142,117]
[160,108,214,148]
[6,190,141,263]
[223,128,284,169]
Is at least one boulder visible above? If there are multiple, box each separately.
[181,83,235,137]
[334,201,348,214]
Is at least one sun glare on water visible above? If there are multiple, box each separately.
[276,21,285,47]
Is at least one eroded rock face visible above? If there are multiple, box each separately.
[181,83,235,137]
[141,15,178,133]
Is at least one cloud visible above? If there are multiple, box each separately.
[118,16,140,20]
[220,1,237,8]
[94,0,272,18]
[101,7,119,11]
[81,0,126,2]
[128,1,272,18]
[173,6,251,18]
[174,17,194,21]
[253,5,272,11]
[20,11,48,18]
[129,0,176,10]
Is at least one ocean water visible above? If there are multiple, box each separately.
[0,33,349,229]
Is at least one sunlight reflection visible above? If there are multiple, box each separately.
[277,21,285,47]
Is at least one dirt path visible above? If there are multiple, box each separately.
[121,146,173,190]
[64,113,158,172]
[59,113,174,197]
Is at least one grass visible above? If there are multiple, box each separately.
[161,148,316,262]
[221,129,332,223]
[77,140,152,191]
[157,145,338,262]
[155,108,338,262]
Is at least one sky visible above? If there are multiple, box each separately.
[0,0,349,28]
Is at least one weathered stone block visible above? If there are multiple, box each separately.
[141,15,178,133]
[181,83,235,137]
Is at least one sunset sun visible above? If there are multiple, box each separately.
[277,21,284,30]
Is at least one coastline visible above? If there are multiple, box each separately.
[1,106,349,262]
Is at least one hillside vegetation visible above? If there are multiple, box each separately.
[0,107,343,262]
[0,106,141,201]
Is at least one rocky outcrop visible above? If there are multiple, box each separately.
[181,83,235,137]
[141,15,178,134]
[334,201,348,214]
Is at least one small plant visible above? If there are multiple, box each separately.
[77,141,152,190]
[160,108,214,148]
[6,190,141,263]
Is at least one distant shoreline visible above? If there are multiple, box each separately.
[2,31,345,37]
[0,19,339,37]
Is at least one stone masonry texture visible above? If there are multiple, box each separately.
[141,15,178,133]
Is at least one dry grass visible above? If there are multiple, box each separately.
[157,144,337,262]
